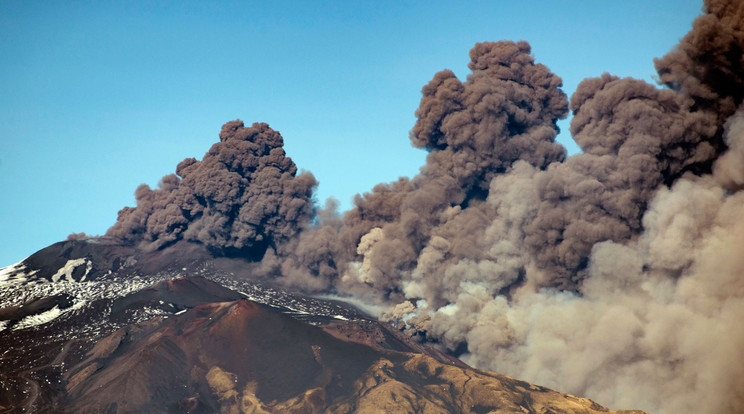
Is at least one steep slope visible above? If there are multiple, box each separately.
[0,240,647,413]
[63,298,644,414]
[65,299,381,412]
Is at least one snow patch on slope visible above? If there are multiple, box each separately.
[51,258,92,282]
[13,306,63,330]
[0,261,22,280]
[0,261,38,287]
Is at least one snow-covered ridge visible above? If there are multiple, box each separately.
[0,273,166,309]
[1,258,370,333]
[0,261,38,287]
[0,263,172,334]
[0,261,22,279]
[9,299,89,332]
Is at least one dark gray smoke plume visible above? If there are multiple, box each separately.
[107,121,317,258]
[254,40,570,296]
[268,2,743,412]
[338,41,568,295]
[104,1,743,412]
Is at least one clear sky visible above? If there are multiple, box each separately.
[0,0,704,267]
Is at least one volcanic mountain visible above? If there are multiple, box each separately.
[0,239,646,413]
[7,3,739,409]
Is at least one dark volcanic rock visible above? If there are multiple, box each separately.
[19,238,136,283]
[11,238,216,284]
[0,240,645,413]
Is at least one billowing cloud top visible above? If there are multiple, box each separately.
[107,121,317,259]
[101,1,744,412]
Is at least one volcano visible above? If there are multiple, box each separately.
[0,239,645,413]
[5,3,739,410]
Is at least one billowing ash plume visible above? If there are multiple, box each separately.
[103,0,743,412]
[107,121,317,258]
[269,1,740,412]
[255,40,570,294]
[346,40,569,293]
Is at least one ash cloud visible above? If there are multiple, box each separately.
[103,1,743,412]
[340,40,569,295]
[107,120,317,259]
[280,1,740,412]
[333,2,741,412]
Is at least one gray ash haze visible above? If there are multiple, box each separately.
[105,1,743,412]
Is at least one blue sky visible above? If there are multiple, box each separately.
[0,0,703,266]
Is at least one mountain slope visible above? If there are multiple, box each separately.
[63,298,644,414]
[0,240,646,413]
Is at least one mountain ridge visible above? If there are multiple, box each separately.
[0,240,646,413]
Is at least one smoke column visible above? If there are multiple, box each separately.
[106,0,743,412]
[292,1,740,412]
[107,121,317,259]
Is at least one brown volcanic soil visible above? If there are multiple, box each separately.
[65,299,386,413]
[62,298,645,414]
[320,319,468,369]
